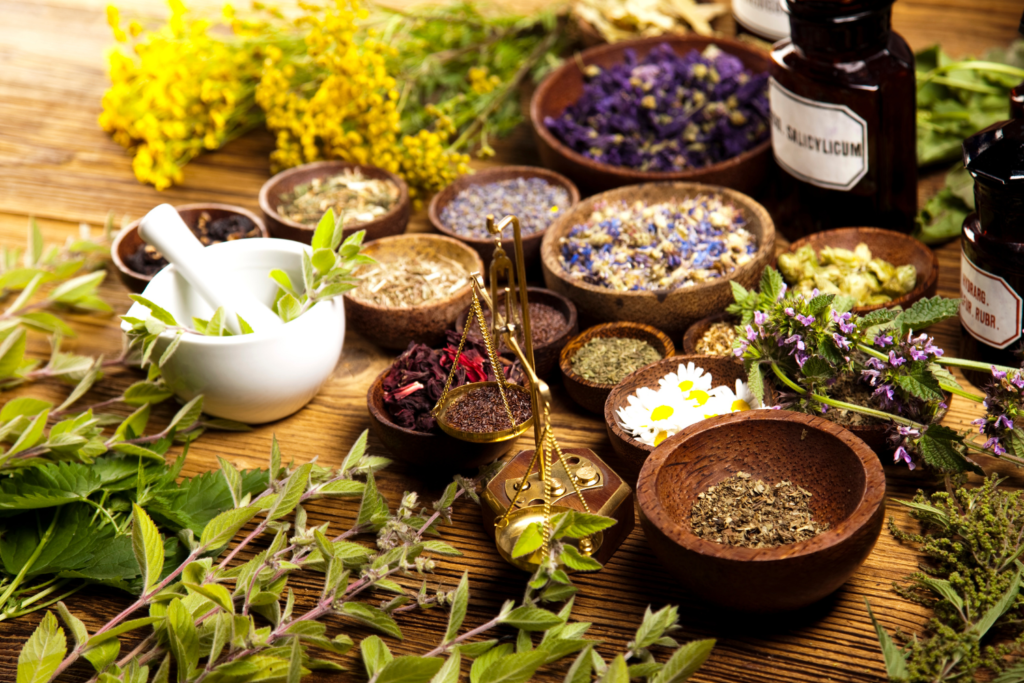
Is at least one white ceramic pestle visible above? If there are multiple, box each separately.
[138,204,284,334]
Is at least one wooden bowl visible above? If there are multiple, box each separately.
[783,227,939,316]
[428,166,580,272]
[604,354,748,485]
[259,160,410,245]
[540,182,775,337]
[560,322,676,414]
[682,311,738,355]
[529,35,772,195]
[366,368,523,472]
[455,287,578,381]
[636,409,885,612]
[111,203,268,293]
[344,234,484,350]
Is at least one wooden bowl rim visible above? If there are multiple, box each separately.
[541,181,776,301]
[427,165,581,247]
[455,285,579,353]
[258,160,411,235]
[343,233,485,313]
[559,322,676,390]
[784,227,940,315]
[110,202,269,284]
[682,311,739,355]
[529,34,772,182]
[604,353,746,455]
[637,409,886,561]
[367,366,437,440]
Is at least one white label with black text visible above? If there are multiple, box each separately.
[733,0,789,41]
[960,250,1023,349]
[769,78,869,191]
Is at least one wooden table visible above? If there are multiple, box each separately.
[1,1,1022,681]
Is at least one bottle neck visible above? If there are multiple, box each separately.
[789,6,892,58]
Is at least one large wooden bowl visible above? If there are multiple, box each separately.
[455,287,578,381]
[366,368,524,472]
[784,227,939,316]
[111,203,268,293]
[530,35,772,195]
[428,166,580,272]
[560,322,676,414]
[604,354,747,485]
[541,182,775,337]
[345,234,484,350]
[259,160,410,245]
[636,409,885,612]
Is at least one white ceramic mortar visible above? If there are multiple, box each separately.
[121,238,345,424]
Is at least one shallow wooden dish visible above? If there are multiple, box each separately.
[345,234,484,350]
[455,287,578,381]
[541,182,775,337]
[111,203,268,293]
[604,354,747,485]
[560,322,675,414]
[784,227,939,316]
[366,368,524,473]
[636,409,885,612]
[428,166,580,272]
[529,35,772,195]
[682,312,738,355]
[259,160,410,245]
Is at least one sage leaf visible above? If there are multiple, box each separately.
[445,571,469,643]
[16,611,66,683]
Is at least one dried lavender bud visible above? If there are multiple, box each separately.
[545,43,770,172]
[440,177,570,238]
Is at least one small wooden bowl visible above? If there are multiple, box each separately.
[682,312,738,355]
[604,354,748,485]
[345,234,484,350]
[366,368,523,472]
[259,160,410,245]
[111,203,268,293]
[455,287,578,380]
[560,322,676,414]
[541,182,775,337]
[783,227,939,316]
[636,409,885,612]
[428,166,580,272]
[529,35,772,195]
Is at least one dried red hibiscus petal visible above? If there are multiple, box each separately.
[382,330,522,433]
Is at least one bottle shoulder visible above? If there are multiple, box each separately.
[771,32,914,89]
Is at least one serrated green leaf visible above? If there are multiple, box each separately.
[340,430,369,475]
[894,366,945,402]
[131,503,165,592]
[86,617,163,647]
[512,522,543,559]
[268,463,311,521]
[446,572,469,643]
[866,600,908,681]
[6,409,48,456]
[129,295,177,325]
[184,582,234,614]
[315,479,365,497]
[0,328,27,380]
[168,395,204,433]
[918,577,965,612]
[361,635,394,678]
[167,599,199,682]
[650,639,715,683]
[551,511,617,540]
[456,640,498,659]
[16,611,66,683]
[758,268,784,305]
[559,545,602,572]
[200,506,259,550]
[82,636,120,674]
[562,645,594,683]
[422,540,461,557]
[600,654,629,683]
[471,644,513,683]
[896,296,960,335]
[918,424,983,475]
[479,650,548,683]
[377,656,445,683]
[502,606,564,632]
[341,602,403,639]
[431,652,461,683]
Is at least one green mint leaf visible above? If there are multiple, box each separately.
[311,209,336,251]
[51,270,105,304]
[511,522,544,559]
[131,503,165,592]
[431,652,461,683]
[356,473,389,531]
[457,640,498,660]
[123,381,174,406]
[5,272,44,316]
[287,631,303,683]
[166,598,199,683]
[56,602,88,648]
[268,463,312,521]
[376,656,444,683]
[269,269,299,298]
[26,218,43,266]
[0,397,52,422]
[340,602,403,639]
[85,617,163,648]
[340,430,369,475]
[360,633,393,676]
[236,314,254,335]
[632,605,679,651]
[0,328,28,381]
[865,600,909,681]
[82,636,119,674]
[649,639,715,683]
[183,582,234,614]
[501,606,564,632]
[559,545,602,572]
[471,643,514,683]
[216,455,243,507]
[550,511,616,540]
[601,654,629,683]
[895,296,960,335]
[312,248,337,275]
[445,572,470,643]
[128,295,177,326]
[158,331,183,367]
[314,479,365,497]
[206,307,228,337]
[562,645,594,683]
[422,540,461,557]
[16,611,66,683]
[168,395,204,433]
[199,505,259,550]
[479,650,548,683]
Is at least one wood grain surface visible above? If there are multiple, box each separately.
[0,1,1022,681]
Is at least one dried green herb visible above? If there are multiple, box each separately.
[570,336,662,385]
[690,471,828,548]
[869,476,1024,682]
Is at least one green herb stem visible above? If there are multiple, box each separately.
[918,60,1024,90]
[940,381,985,403]
[0,509,60,618]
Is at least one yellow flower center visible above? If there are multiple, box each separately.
[687,390,710,407]
[654,430,668,446]
[678,380,694,392]
[731,399,751,412]
[650,405,674,421]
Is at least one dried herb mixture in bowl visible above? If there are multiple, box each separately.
[440,177,570,239]
[277,168,400,227]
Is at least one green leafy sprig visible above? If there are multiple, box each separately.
[14,433,715,683]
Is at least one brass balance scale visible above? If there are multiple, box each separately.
[431,214,634,571]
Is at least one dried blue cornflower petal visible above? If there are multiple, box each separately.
[545,44,770,172]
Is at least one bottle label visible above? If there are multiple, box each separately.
[960,250,1023,349]
[769,78,869,191]
[733,0,789,41]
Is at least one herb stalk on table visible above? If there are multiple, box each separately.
[14,432,716,683]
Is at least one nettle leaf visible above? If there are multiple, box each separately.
[757,268,785,307]
[361,635,394,678]
[376,656,444,683]
[865,600,909,681]
[502,606,564,632]
[927,362,962,392]
[918,424,983,475]
[806,293,835,316]
[16,611,66,683]
[800,357,833,382]
[649,639,715,683]
[894,365,944,402]
[446,572,470,643]
[896,296,960,335]
[131,503,165,592]
[746,361,765,406]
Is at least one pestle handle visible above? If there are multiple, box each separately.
[138,204,284,334]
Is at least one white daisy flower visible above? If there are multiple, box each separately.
[616,386,690,447]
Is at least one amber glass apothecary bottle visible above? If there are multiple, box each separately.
[769,0,917,238]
